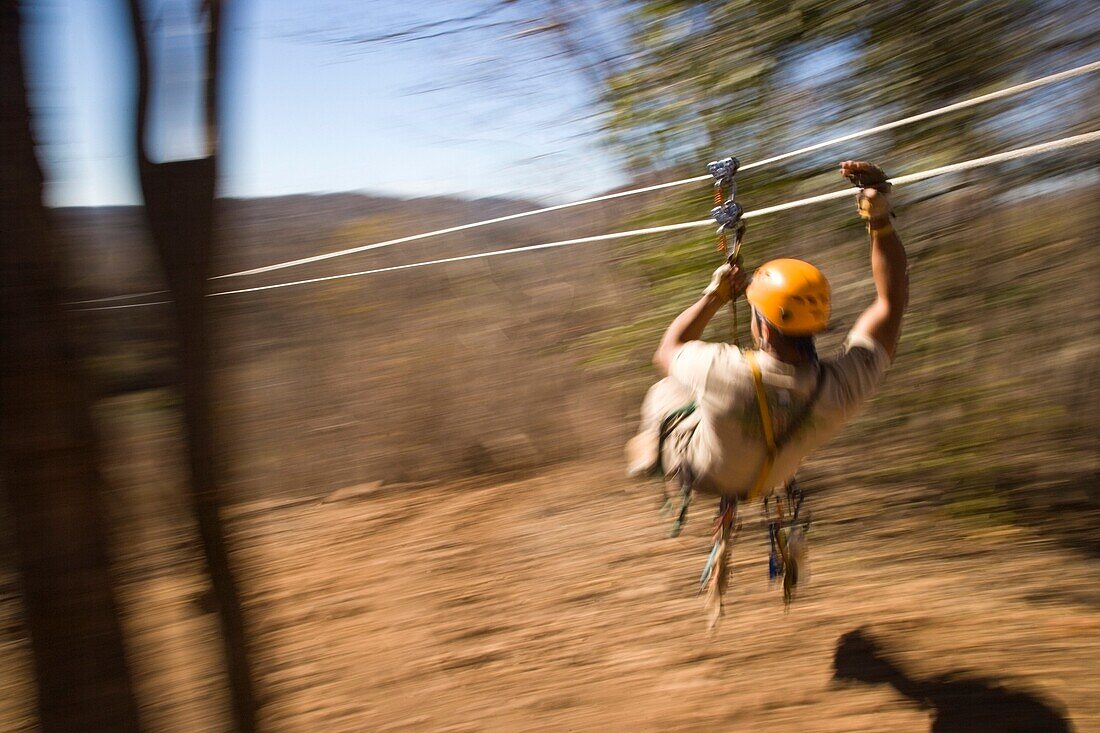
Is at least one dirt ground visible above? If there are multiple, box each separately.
[4,441,1099,731]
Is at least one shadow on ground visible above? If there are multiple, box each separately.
[833,627,1072,733]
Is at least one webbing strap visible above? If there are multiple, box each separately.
[655,402,697,477]
[745,351,776,501]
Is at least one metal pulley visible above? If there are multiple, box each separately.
[707,156,745,258]
[710,199,744,236]
[707,156,740,190]
[710,200,746,260]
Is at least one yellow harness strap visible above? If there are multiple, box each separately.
[745,351,776,501]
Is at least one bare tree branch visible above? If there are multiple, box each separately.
[316,2,519,46]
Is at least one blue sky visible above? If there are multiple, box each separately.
[23,2,1094,209]
[23,0,626,207]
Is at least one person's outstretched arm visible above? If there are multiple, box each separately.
[653,261,748,376]
[842,161,909,361]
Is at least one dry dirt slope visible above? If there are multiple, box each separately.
[232,463,1100,732]
[4,439,1097,731]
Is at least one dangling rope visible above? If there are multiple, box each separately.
[700,495,738,629]
[765,481,810,608]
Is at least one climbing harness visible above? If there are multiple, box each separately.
[744,350,777,502]
[655,403,697,538]
[662,154,830,620]
[755,358,828,609]
[693,352,826,614]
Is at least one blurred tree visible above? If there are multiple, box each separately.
[601,0,1049,175]
[581,0,1094,352]
[0,2,141,730]
[593,0,1099,511]
[125,1,257,730]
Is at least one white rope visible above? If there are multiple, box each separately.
[68,290,170,305]
[208,220,709,297]
[738,59,1100,172]
[78,300,174,312]
[77,130,1098,310]
[207,60,1100,281]
[209,175,713,280]
[741,129,1100,219]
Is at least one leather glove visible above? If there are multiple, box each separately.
[858,188,892,227]
[702,261,748,302]
[703,262,733,302]
[841,161,893,228]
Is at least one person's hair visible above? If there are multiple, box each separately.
[754,309,818,363]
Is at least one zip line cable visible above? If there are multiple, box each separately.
[79,299,174,310]
[737,59,1100,171]
[76,129,1099,311]
[70,58,1100,305]
[68,290,171,305]
[204,59,1100,282]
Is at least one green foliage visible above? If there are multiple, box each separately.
[587,0,1055,376]
[603,0,1046,174]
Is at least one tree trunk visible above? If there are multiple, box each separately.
[125,2,258,730]
[0,2,142,730]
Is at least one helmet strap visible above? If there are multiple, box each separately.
[750,307,765,349]
[752,307,818,364]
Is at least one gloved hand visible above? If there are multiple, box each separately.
[841,160,893,228]
[702,260,748,303]
[857,188,892,225]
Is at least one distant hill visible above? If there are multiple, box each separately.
[56,184,1100,557]
[59,190,641,500]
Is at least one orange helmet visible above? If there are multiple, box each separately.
[745,258,831,335]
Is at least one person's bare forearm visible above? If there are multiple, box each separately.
[665,293,725,348]
[653,293,725,375]
[870,221,908,311]
[852,217,909,359]
[841,160,910,360]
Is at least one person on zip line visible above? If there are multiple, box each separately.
[627,161,909,505]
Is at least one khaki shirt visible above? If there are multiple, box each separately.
[668,332,889,496]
